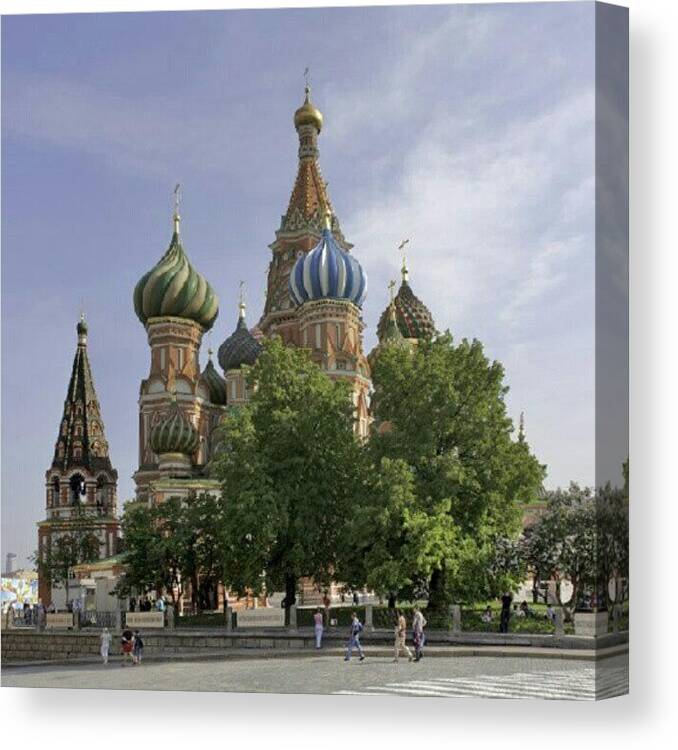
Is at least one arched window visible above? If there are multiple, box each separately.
[51,477,60,506]
[96,475,106,508]
[69,473,86,505]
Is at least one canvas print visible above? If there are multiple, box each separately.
[1,1,629,700]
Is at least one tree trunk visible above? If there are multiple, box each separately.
[387,593,396,610]
[427,568,450,614]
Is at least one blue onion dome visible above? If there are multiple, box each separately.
[150,398,199,456]
[133,212,219,331]
[201,349,227,405]
[377,263,435,341]
[217,303,263,372]
[289,214,367,307]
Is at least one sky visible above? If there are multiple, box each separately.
[2,2,601,567]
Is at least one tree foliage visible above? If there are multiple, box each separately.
[34,506,102,604]
[367,333,545,610]
[210,337,365,611]
[522,482,629,614]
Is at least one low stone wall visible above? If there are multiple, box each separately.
[1,628,628,664]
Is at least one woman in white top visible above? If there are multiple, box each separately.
[100,628,112,665]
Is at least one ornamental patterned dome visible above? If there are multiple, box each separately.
[150,402,199,456]
[201,353,227,406]
[377,277,435,342]
[133,217,219,331]
[289,226,367,308]
[217,307,263,372]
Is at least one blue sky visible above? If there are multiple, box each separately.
[2,3,599,565]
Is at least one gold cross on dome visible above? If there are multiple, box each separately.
[388,279,396,303]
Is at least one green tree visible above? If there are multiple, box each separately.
[338,456,459,608]
[180,492,225,612]
[369,333,545,613]
[210,337,364,621]
[522,483,628,616]
[117,498,185,609]
[34,506,102,606]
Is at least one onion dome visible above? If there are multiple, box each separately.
[294,84,323,133]
[150,399,199,456]
[377,263,435,341]
[289,214,367,307]
[133,210,219,331]
[217,302,263,372]
[201,349,227,405]
[76,312,88,337]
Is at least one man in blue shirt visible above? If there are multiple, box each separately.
[344,611,366,661]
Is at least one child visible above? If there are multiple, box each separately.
[132,630,144,664]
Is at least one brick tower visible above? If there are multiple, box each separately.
[37,316,120,605]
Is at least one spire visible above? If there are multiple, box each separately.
[283,78,336,235]
[238,280,246,320]
[173,183,181,236]
[399,238,411,283]
[52,318,114,473]
[518,411,525,443]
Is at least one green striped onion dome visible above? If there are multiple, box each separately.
[201,356,227,406]
[133,225,219,331]
[150,404,199,456]
[377,280,435,342]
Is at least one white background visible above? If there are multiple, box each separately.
[1,0,675,746]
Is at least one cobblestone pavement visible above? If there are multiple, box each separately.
[2,652,628,700]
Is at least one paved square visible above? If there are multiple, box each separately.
[2,653,628,701]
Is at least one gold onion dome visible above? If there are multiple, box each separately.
[150,399,199,456]
[294,84,323,132]
[201,349,227,406]
[133,212,219,331]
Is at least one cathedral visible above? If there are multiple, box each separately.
[38,85,436,607]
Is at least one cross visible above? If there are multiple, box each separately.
[398,238,410,264]
[239,280,246,306]
[388,279,396,304]
[304,67,310,89]
[173,183,182,214]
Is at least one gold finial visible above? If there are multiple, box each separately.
[208,347,214,360]
[173,183,181,234]
[398,238,411,282]
[294,68,323,133]
[238,280,246,319]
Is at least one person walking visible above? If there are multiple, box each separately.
[393,609,413,663]
[499,592,512,633]
[132,630,144,664]
[100,628,112,665]
[412,606,427,662]
[313,608,324,650]
[121,629,134,666]
[344,611,365,662]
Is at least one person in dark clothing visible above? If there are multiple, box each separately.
[499,592,513,633]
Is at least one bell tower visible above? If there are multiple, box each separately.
[37,316,120,605]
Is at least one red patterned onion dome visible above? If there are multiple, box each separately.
[377,269,435,342]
